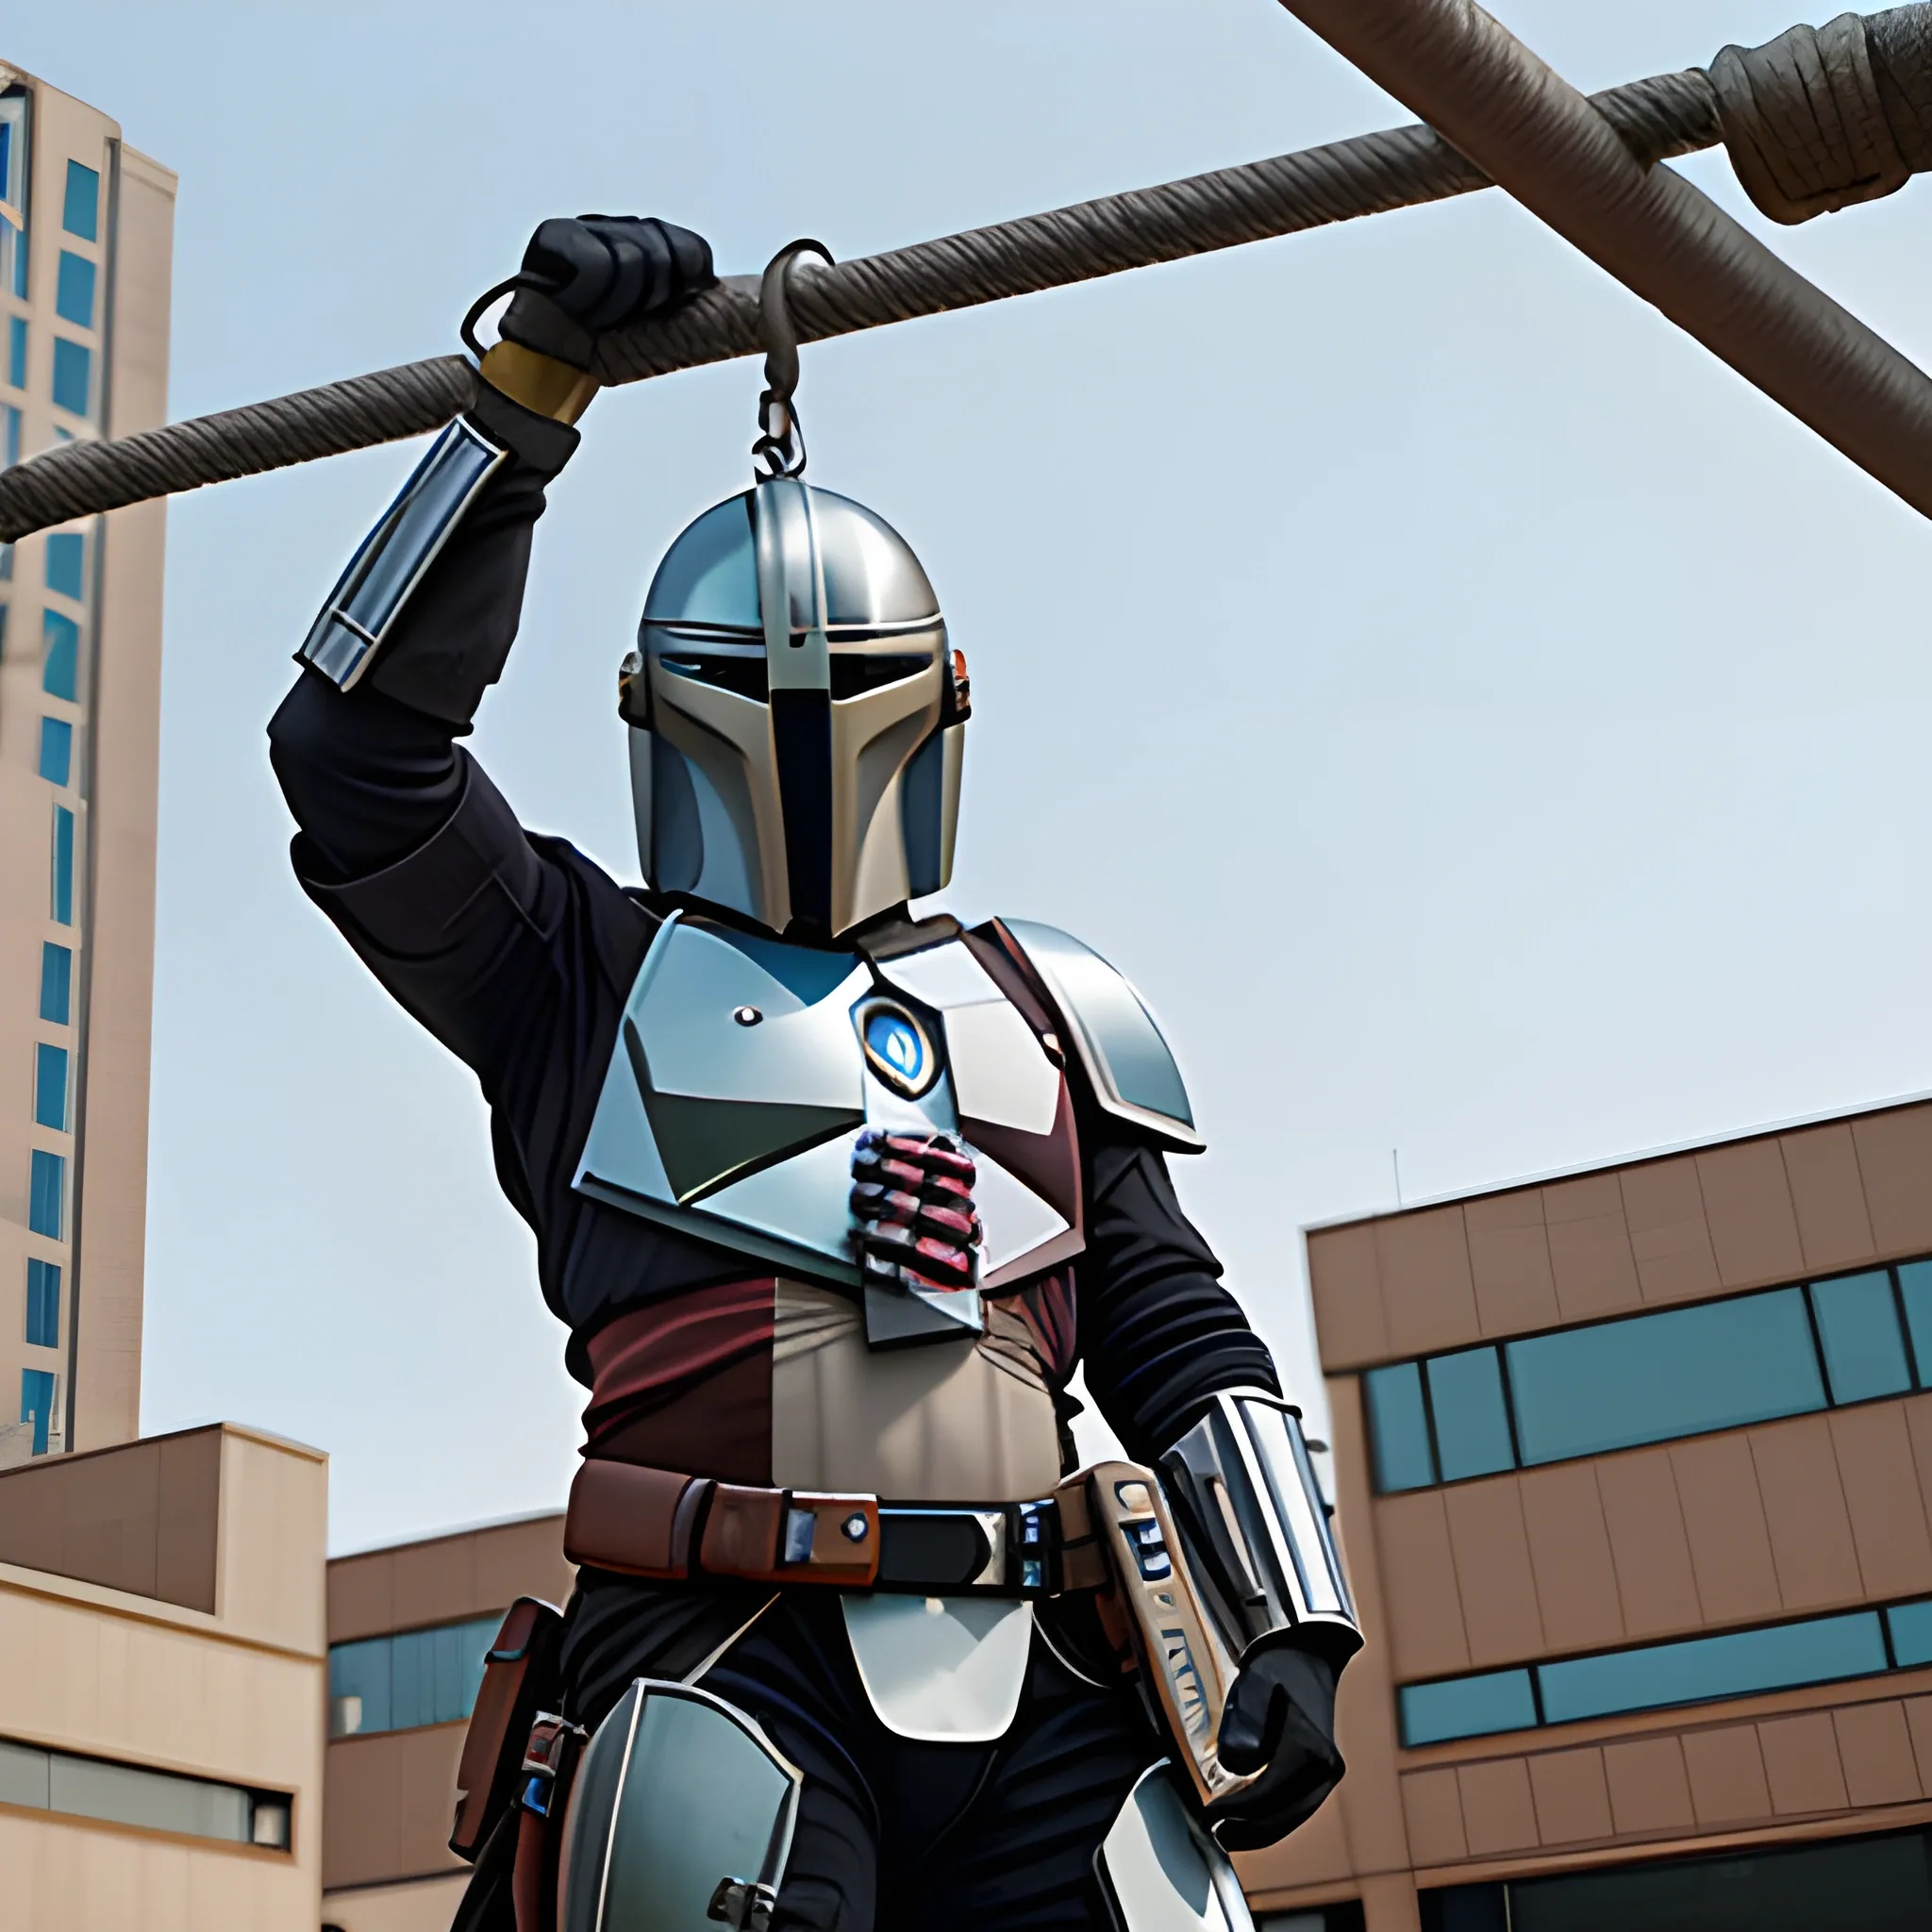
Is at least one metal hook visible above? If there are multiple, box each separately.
[754,238,834,479]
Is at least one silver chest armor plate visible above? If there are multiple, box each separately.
[574,913,1081,1313]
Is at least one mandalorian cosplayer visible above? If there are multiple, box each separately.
[270,216,1359,1932]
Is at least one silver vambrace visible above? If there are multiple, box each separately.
[1158,1391,1361,1670]
[298,416,508,691]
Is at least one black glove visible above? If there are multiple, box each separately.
[501,215,715,369]
[1210,1641,1345,1851]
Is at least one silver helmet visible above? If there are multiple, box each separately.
[622,476,968,939]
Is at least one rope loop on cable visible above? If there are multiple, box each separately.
[1710,8,1930,222]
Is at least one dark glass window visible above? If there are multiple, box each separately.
[1898,1261,1932,1389]
[1809,1270,1911,1405]
[25,1258,58,1349]
[1426,1346,1514,1481]
[51,339,89,419]
[1364,1361,1436,1491]
[44,532,82,601]
[43,609,77,700]
[2,403,17,469]
[1505,1288,1824,1465]
[1505,1824,1932,1932]
[55,252,94,329]
[1538,1611,1886,1725]
[61,161,99,242]
[38,717,70,788]
[1399,1669,1537,1746]
[28,1150,62,1239]
[39,944,70,1025]
[50,805,74,925]
[6,315,22,389]
[19,1366,54,1455]
[33,1044,67,1132]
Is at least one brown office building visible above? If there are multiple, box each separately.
[1242,1094,1932,1931]
[0,59,173,1463]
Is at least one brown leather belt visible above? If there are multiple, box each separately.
[564,1457,1109,1597]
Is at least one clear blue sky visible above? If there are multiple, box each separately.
[12,1,1932,1550]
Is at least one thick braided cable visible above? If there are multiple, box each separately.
[0,68,1718,544]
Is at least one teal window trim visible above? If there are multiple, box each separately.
[50,338,90,419]
[1364,1255,1932,1493]
[44,531,83,601]
[28,1149,63,1239]
[19,1366,54,1456]
[43,608,78,700]
[38,717,72,787]
[327,1612,503,1739]
[61,160,99,242]
[50,805,74,925]
[25,1258,58,1349]
[54,251,94,329]
[39,943,71,1025]
[6,314,23,390]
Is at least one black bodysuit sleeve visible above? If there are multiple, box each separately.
[1076,1140,1283,1462]
[266,442,658,1232]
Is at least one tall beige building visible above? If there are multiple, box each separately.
[0,63,173,1460]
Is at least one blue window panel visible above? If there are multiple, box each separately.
[1400,1670,1538,1746]
[20,1367,54,1456]
[25,1258,58,1349]
[55,252,95,329]
[50,806,74,926]
[45,531,83,600]
[38,717,71,787]
[1364,1361,1436,1491]
[1899,1260,1932,1390]
[1539,1612,1886,1725]
[62,161,99,242]
[33,1044,67,1132]
[1426,1346,1516,1482]
[2,403,18,469]
[39,943,71,1025]
[51,339,90,419]
[1809,1270,1911,1406]
[43,609,77,700]
[0,540,10,579]
[327,1636,391,1738]
[28,1150,62,1239]
[1889,1599,1932,1668]
[1506,1287,1825,1466]
[6,314,23,389]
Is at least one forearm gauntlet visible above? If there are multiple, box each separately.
[1158,1389,1362,1672]
[296,350,584,726]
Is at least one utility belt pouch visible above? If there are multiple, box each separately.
[512,1710,588,1932]
[1083,1459,1262,1816]
[450,1596,565,1861]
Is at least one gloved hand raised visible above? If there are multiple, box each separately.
[499,215,715,371]
[1210,1640,1345,1852]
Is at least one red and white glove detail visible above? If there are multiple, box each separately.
[850,1130,983,1293]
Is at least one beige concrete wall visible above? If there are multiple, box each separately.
[0,66,172,1457]
[326,1511,573,1646]
[72,137,172,1451]
[1308,1099,1932,1371]
[0,1426,326,1931]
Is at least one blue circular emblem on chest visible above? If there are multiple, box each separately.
[867,1009,924,1083]
[857,998,939,1097]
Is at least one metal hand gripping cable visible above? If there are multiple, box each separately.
[8,3,1932,541]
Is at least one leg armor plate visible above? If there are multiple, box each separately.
[1092,1764,1256,1932]
[558,1678,802,1932]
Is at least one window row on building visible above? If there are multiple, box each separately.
[326,1611,503,1739]
[0,1732,290,1849]
[0,128,100,427]
[1401,1592,1932,1746]
[1364,1258,1932,1493]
